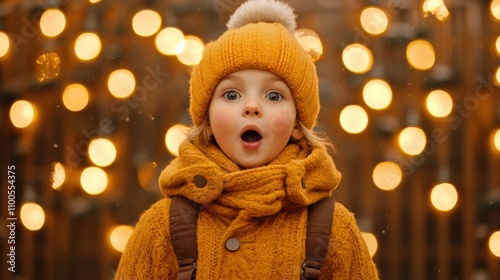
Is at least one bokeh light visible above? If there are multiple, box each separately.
[430,183,458,211]
[80,167,108,195]
[109,225,134,253]
[40,8,66,37]
[20,203,45,231]
[426,90,453,117]
[492,0,500,20]
[132,9,162,37]
[492,129,500,152]
[165,124,188,156]
[294,28,323,61]
[52,162,66,190]
[342,44,373,74]
[496,36,500,55]
[75,33,102,61]
[63,84,90,112]
[489,231,500,257]
[108,69,136,99]
[360,7,389,35]
[177,35,204,66]
[398,127,427,156]
[339,105,369,134]
[0,32,10,57]
[35,52,61,82]
[361,232,378,257]
[10,100,35,128]
[423,0,450,21]
[372,161,402,191]
[495,67,500,86]
[406,39,435,70]
[88,138,117,167]
[363,79,392,110]
[155,27,185,56]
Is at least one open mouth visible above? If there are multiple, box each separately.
[241,130,262,143]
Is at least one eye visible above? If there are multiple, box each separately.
[223,90,240,100]
[266,91,283,102]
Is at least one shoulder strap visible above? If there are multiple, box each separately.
[170,196,200,280]
[170,195,335,280]
[302,196,336,280]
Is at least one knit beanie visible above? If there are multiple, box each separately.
[189,0,320,129]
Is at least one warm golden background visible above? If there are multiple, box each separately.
[1,0,500,279]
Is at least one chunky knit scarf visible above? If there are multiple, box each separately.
[159,139,341,278]
[160,139,341,220]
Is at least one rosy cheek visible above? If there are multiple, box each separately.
[269,108,294,134]
[210,108,234,134]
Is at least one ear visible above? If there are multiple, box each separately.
[291,123,304,140]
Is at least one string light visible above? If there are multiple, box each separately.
[492,129,500,152]
[35,52,61,82]
[423,0,450,21]
[496,36,500,55]
[80,167,108,195]
[165,124,188,156]
[492,0,500,20]
[372,161,402,191]
[426,90,453,118]
[62,84,90,112]
[132,10,162,37]
[360,7,389,35]
[20,203,45,231]
[361,232,378,257]
[363,79,392,110]
[406,39,435,70]
[398,127,427,156]
[108,69,136,99]
[0,32,10,57]
[52,162,66,190]
[489,231,500,257]
[109,225,134,253]
[342,44,373,74]
[88,139,117,167]
[74,33,102,61]
[294,28,323,61]
[339,105,369,134]
[40,8,66,37]
[430,183,458,212]
[155,27,185,56]
[495,67,500,86]
[177,35,204,66]
[9,100,35,128]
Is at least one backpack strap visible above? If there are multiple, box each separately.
[302,196,336,280]
[170,196,200,280]
[170,195,335,280]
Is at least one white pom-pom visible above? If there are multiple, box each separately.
[227,0,297,33]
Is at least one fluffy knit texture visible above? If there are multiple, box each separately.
[226,0,297,33]
[115,139,379,279]
[189,0,319,129]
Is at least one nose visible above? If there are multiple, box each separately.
[243,99,261,117]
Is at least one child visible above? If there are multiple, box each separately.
[115,0,379,279]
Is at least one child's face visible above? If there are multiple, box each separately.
[208,69,303,169]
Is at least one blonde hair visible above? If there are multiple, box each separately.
[185,119,335,154]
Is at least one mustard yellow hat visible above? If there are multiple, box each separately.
[189,0,319,129]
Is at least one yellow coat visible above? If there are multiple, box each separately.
[115,140,379,279]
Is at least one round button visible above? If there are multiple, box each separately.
[193,175,207,188]
[225,237,240,252]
